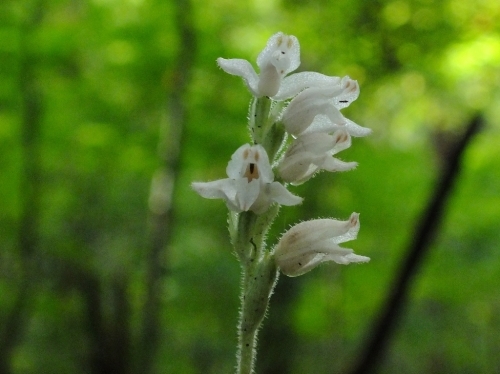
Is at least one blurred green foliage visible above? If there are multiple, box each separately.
[1,0,499,373]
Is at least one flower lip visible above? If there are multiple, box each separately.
[245,162,259,182]
[227,143,273,183]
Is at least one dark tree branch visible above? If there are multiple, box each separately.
[138,0,196,371]
[0,281,30,374]
[78,269,107,374]
[349,115,484,374]
[45,255,130,374]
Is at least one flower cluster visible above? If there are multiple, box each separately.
[192,32,370,276]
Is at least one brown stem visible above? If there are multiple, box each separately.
[111,278,132,374]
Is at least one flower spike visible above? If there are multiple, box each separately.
[195,31,371,373]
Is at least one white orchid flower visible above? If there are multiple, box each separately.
[192,144,302,214]
[274,213,369,277]
[281,76,371,136]
[278,129,357,184]
[217,32,301,98]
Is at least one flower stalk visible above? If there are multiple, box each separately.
[250,97,273,145]
[192,32,371,373]
[237,253,278,374]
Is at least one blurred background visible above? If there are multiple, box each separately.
[1,0,499,373]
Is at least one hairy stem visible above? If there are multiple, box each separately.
[235,78,283,374]
[237,254,278,374]
[250,97,272,145]
[231,201,280,373]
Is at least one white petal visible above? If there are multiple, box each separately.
[278,130,354,184]
[303,115,371,138]
[323,251,370,265]
[191,179,235,200]
[247,180,301,214]
[314,242,354,257]
[286,86,344,113]
[278,151,315,180]
[257,33,282,67]
[278,252,324,277]
[253,144,274,182]
[330,129,352,154]
[333,76,360,109]
[282,88,345,135]
[234,178,260,211]
[268,182,303,206]
[278,151,323,184]
[226,144,251,179]
[342,253,370,263]
[217,58,260,96]
[302,114,342,135]
[323,102,348,127]
[257,63,281,97]
[319,158,358,172]
[332,213,360,244]
[344,118,372,137]
[304,216,357,245]
[257,32,300,76]
[275,72,342,100]
[276,215,358,257]
[192,179,244,213]
[281,107,318,135]
[287,133,339,155]
[284,36,300,73]
[289,165,319,185]
[225,143,274,182]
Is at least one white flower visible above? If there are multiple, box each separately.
[274,213,369,277]
[217,32,301,98]
[281,75,371,137]
[278,129,357,184]
[192,144,302,214]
